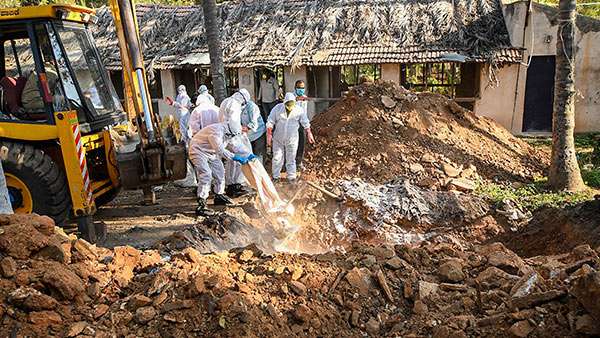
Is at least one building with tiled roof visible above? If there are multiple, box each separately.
[92,0,600,134]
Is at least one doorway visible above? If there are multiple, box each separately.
[523,56,555,132]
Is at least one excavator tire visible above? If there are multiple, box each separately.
[0,141,70,226]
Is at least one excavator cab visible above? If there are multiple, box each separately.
[0,5,186,243]
[0,6,126,131]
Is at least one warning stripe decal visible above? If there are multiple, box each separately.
[71,124,93,204]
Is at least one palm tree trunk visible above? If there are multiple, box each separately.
[547,0,585,192]
[200,0,227,105]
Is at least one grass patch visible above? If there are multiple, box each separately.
[524,133,600,189]
[476,178,596,212]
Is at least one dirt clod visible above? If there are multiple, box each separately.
[509,320,534,337]
[0,256,16,277]
[135,306,156,324]
[438,259,465,282]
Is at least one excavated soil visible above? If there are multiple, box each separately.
[1,214,600,337]
[305,82,549,187]
[498,199,600,258]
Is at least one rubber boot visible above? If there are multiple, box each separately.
[225,183,254,198]
[196,198,215,217]
[214,194,234,206]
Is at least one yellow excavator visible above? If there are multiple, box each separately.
[0,2,186,242]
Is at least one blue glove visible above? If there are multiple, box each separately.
[247,154,257,162]
[232,154,248,164]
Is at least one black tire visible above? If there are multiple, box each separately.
[0,141,71,226]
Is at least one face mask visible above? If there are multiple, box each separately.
[295,88,306,97]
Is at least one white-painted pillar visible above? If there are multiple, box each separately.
[238,68,255,100]
[158,70,176,118]
[381,64,400,84]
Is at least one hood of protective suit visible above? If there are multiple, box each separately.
[198,85,208,94]
[234,88,251,106]
[283,92,296,104]
[177,85,187,94]
[220,97,243,136]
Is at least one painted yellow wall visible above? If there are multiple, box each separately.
[476,64,522,132]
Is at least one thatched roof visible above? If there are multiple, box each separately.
[92,0,522,70]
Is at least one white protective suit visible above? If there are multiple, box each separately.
[189,95,220,136]
[188,122,245,199]
[220,89,253,186]
[173,85,196,188]
[196,85,216,106]
[173,85,192,143]
[267,92,310,180]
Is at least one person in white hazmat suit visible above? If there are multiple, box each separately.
[267,92,315,183]
[188,112,256,216]
[196,85,216,106]
[189,95,220,136]
[169,85,197,188]
[220,89,255,198]
[171,85,193,142]
[241,100,267,164]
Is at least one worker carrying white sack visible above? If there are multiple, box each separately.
[188,116,256,216]
[220,89,255,198]
[267,92,315,183]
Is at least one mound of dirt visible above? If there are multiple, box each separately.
[2,214,600,337]
[305,82,548,188]
[499,199,600,257]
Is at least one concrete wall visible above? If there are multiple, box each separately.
[476,64,523,131]
[381,64,400,84]
[158,69,176,118]
[502,1,600,133]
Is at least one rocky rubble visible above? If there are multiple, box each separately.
[305,82,549,187]
[1,214,600,337]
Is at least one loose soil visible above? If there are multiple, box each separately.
[1,214,600,337]
[305,82,549,187]
[497,198,600,258]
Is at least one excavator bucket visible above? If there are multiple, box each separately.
[116,143,187,190]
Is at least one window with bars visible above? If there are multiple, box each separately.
[403,63,461,97]
[341,64,382,87]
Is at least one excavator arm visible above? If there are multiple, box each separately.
[108,0,186,189]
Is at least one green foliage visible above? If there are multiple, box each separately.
[582,169,600,188]
[574,132,599,148]
[535,0,600,18]
[476,178,595,211]
[524,133,600,189]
